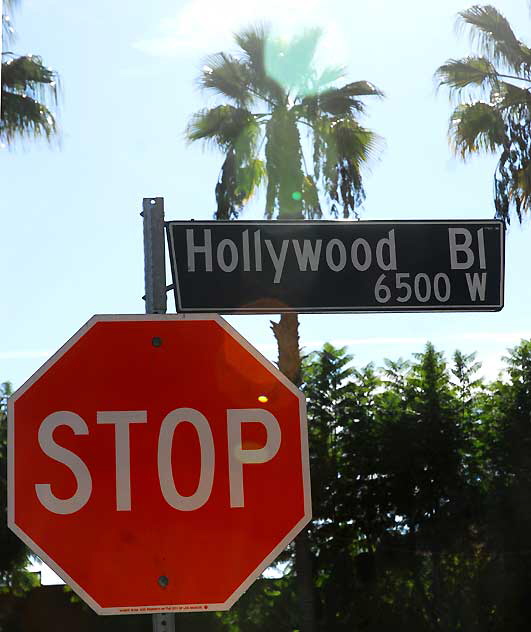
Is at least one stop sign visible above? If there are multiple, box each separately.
[8,314,311,615]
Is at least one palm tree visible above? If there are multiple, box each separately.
[187,25,383,632]
[1,0,58,145]
[186,24,382,379]
[187,25,382,222]
[436,5,531,224]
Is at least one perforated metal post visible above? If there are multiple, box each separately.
[142,197,167,314]
[143,197,172,631]
[152,612,176,632]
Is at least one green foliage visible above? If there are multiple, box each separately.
[449,102,505,158]
[436,5,531,223]
[265,107,305,218]
[1,2,59,145]
[224,339,531,631]
[188,106,266,218]
[436,56,497,92]
[452,350,483,409]
[218,577,297,632]
[7,337,531,629]
[187,25,382,220]
[302,343,354,525]
[456,5,531,72]
[0,383,37,596]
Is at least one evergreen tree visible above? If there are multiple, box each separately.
[222,339,531,631]
[479,340,531,630]
[386,343,464,545]
[375,344,480,630]
[301,344,355,630]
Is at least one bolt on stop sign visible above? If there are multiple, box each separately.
[8,315,311,615]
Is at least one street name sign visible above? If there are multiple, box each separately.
[166,220,504,313]
[8,314,311,615]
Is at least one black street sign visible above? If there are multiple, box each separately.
[166,220,505,314]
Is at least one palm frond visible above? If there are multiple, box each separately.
[457,5,531,73]
[301,174,322,219]
[0,7,59,146]
[449,101,505,158]
[337,81,384,98]
[313,66,346,91]
[282,28,321,79]
[332,118,381,164]
[216,151,242,220]
[311,119,327,183]
[318,88,365,116]
[330,158,364,219]
[513,162,531,217]
[1,54,58,144]
[204,108,264,219]
[494,117,531,223]
[318,118,381,218]
[300,80,383,118]
[199,53,254,106]
[0,91,56,143]
[265,28,322,97]
[491,81,531,112]
[234,25,286,105]
[186,105,257,149]
[236,158,267,202]
[2,55,58,103]
[304,92,364,117]
[436,56,497,94]
[234,24,270,71]
[215,151,266,220]
[439,8,531,223]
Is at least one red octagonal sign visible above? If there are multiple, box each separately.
[8,315,311,615]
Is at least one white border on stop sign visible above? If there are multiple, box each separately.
[7,313,312,615]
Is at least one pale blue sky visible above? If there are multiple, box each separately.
[2,0,531,402]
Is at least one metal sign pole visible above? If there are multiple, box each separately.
[142,197,173,632]
[142,197,167,315]
[152,612,175,632]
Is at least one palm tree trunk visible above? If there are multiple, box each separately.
[271,312,316,632]
[270,313,302,386]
